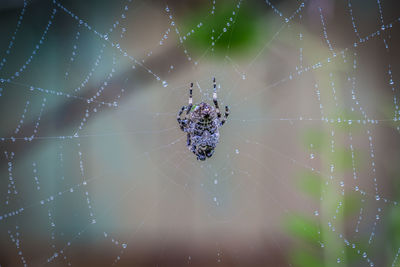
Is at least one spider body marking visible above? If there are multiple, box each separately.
[177,78,229,160]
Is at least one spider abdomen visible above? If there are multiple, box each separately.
[187,114,220,160]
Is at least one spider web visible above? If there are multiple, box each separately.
[0,0,400,266]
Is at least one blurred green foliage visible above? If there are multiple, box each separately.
[331,148,354,172]
[342,193,361,218]
[290,249,323,267]
[301,129,362,172]
[387,177,400,265]
[287,124,369,266]
[284,214,320,245]
[297,170,322,199]
[284,213,324,267]
[301,128,326,151]
[181,1,261,57]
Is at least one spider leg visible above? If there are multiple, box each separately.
[178,83,195,131]
[220,105,230,125]
[186,82,193,114]
[187,133,191,146]
[212,77,222,119]
[183,82,194,125]
[177,105,187,131]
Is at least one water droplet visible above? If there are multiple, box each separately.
[122,243,127,249]
[235,149,239,154]
[162,81,168,87]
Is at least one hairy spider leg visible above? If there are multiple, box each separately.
[221,105,230,125]
[177,82,194,131]
[182,82,194,126]
[186,82,193,114]
[212,77,221,119]
[177,106,187,131]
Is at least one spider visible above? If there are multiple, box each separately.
[177,77,229,160]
